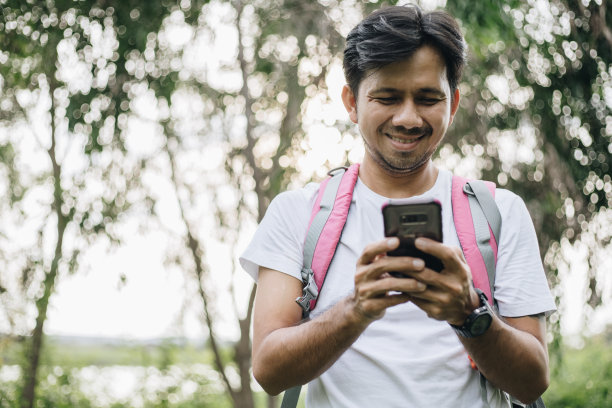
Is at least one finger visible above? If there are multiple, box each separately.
[408,297,446,321]
[358,255,426,283]
[377,293,413,308]
[356,276,426,299]
[380,256,426,274]
[384,276,427,294]
[407,285,442,302]
[393,268,441,287]
[353,291,412,320]
[414,238,465,271]
[358,237,399,265]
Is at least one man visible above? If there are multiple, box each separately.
[240,5,555,407]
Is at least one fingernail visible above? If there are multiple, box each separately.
[387,238,398,247]
[413,259,425,269]
[417,282,427,290]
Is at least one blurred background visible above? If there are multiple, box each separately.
[0,0,610,407]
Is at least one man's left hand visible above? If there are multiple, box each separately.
[402,237,480,325]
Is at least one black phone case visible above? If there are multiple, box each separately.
[382,202,444,273]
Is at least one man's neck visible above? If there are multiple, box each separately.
[358,158,439,199]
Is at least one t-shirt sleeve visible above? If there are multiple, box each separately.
[493,189,557,317]
[239,184,317,282]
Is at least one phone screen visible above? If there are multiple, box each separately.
[382,201,443,273]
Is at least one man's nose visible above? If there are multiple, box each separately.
[392,100,423,129]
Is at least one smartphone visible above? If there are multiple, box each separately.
[382,201,444,274]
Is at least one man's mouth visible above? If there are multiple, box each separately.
[387,134,426,144]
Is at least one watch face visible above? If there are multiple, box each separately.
[471,314,493,335]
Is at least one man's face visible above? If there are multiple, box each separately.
[342,45,460,176]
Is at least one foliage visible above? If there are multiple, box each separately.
[0,365,232,408]
[141,0,357,406]
[0,1,206,407]
[543,334,612,407]
[437,0,612,338]
[443,0,612,373]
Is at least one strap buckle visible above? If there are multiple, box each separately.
[327,166,348,177]
[295,268,318,312]
[463,183,475,196]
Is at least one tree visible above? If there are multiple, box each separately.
[140,1,353,406]
[441,0,611,337]
[0,1,186,406]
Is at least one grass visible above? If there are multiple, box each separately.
[2,333,611,408]
[1,336,216,368]
[542,335,612,408]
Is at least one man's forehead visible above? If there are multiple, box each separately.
[361,67,449,96]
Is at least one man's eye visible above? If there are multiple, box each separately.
[376,97,397,104]
[419,98,442,105]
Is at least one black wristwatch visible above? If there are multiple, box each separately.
[450,288,493,338]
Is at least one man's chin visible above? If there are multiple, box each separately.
[377,155,430,177]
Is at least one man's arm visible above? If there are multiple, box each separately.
[461,313,548,404]
[251,237,426,395]
[406,238,549,404]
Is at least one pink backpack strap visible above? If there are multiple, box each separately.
[451,176,500,303]
[296,164,360,313]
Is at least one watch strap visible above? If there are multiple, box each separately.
[450,288,493,338]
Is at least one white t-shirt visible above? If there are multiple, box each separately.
[240,169,556,408]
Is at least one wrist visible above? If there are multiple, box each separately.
[448,288,481,326]
[449,288,494,338]
[466,288,482,315]
[344,295,381,327]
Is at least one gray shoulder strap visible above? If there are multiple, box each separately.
[467,181,507,408]
[285,169,347,406]
[303,168,345,270]
[464,180,502,303]
[296,168,346,313]
[465,181,501,244]
[281,386,302,408]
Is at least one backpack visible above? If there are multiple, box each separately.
[282,163,545,408]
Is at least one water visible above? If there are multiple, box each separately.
[0,364,226,407]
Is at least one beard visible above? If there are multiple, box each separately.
[362,124,438,176]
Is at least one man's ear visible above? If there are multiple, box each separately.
[449,88,460,126]
[341,84,358,124]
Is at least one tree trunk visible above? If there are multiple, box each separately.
[164,136,252,406]
[232,287,257,408]
[21,80,67,408]
[268,394,279,408]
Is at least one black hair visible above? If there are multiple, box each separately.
[343,5,466,97]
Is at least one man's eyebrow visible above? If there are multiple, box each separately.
[418,87,447,97]
[369,87,447,97]
[368,87,402,95]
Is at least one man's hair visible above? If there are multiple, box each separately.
[343,5,466,97]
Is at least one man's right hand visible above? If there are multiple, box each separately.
[350,237,428,321]
[251,237,427,394]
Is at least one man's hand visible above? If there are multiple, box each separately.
[252,237,429,394]
[350,237,429,321]
[404,237,550,403]
[398,237,480,325]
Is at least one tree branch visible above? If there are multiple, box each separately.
[233,0,268,222]
[162,131,238,403]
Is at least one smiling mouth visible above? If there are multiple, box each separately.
[386,134,426,144]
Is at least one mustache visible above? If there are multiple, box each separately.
[385,125,433,137]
